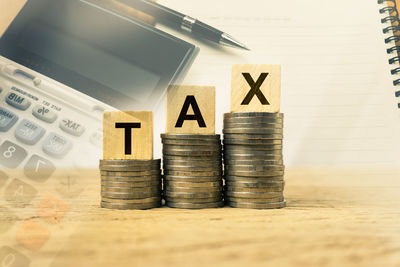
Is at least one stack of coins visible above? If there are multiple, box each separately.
[99,159,162,210]
[223,112,286,209]
[161,134,224,209]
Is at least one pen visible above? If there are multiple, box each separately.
[118,0,249,50]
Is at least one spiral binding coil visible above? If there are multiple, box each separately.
[379,0,400,107]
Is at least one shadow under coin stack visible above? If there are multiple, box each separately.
[223,112,286,209]
[99,159,162,209]
[161,134,224,209]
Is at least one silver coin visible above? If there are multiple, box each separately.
[101,186,161,193]
[223,139,283,145]
[225,180,285,188]
[225,191,283,199]
[164,175,222,182]
[101,175,161,182]
[164,170,222,177]
[223,117,283,124]
[99,159,160,166]
[225,196,284,203]
[224,112,284,119]
[224,145,283,151]
[161,133,220,140]
[166,201,224,209]
[164,181,222,188]
[225,170,284,177]
[163,149,221,157]
[224,159,284,165]
[225,186,284,193]
[163,191,222,199]
[162,139,221,146]
[225,175,284,183]
[163,159,221,167]
[163,144,221,151]
[223,122,283,129]
[224,164,285,172]
[100,169,161,176]
[223,128,283,135]
[223,150,283,157]
[99,165,161,172]
[164,196,222,203]
[164,186,223,193]
[101,196,161,204]
[223,133,283,140]
[226,200,286,209]
[101,180,160,188]
[163,166,221,172]
[223,154,283,161]
[101,191,161,199]
[101,201,161,210]
[163,155,222,161]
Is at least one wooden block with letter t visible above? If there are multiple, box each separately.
[103,111,153,160]
[231,64,281,112]
[166,85,215,134]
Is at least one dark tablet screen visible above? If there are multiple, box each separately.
[0,0,197,109]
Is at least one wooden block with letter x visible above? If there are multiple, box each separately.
[103,111,153,160]
[231,64,281,112]
[166,85,215,134]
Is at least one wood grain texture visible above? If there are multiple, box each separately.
[103,111,153,160]
[231,64,281,112]
[166,85,215,134]
[1,168,399,267]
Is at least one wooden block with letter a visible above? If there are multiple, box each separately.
[103,111,153,160]
[231,64,281,112]
[166,85,215,134]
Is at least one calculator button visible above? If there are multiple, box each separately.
[32,104,58,123]
[5,92,31,110]
[0,141,28,168]
[5,179,38,208]
[24,155,55,183]
[60,118,85,136]
[42,133,72,159]
[14,119,45,145]
[0,246,31,267]
[0,107,18,132]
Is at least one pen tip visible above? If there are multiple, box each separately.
[220,33,250,51]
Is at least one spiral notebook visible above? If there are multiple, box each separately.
[380,0,400,107]
[155,0,400,168]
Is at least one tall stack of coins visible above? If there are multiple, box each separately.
[99,159,162,210]
[161,134,224,209]
[223,112,286,209]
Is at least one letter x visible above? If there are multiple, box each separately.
[241,72,270,105]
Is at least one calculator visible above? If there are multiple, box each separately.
[0,0,198,175]
[0,0,197,261]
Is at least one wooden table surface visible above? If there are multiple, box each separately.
[1,168,400,267]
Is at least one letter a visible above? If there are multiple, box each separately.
[175,95,206,128]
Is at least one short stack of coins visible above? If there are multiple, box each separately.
[161,134,224,209]
[223,112,286,209]
[99,159,162,210]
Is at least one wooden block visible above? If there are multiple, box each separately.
[166,85,215,134]
[230,64,281,112]
[103,111,153,160]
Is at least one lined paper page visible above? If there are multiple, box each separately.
[154,0,399,167]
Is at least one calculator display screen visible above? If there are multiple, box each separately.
[0,0,197,109]
[18,22,161,104]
